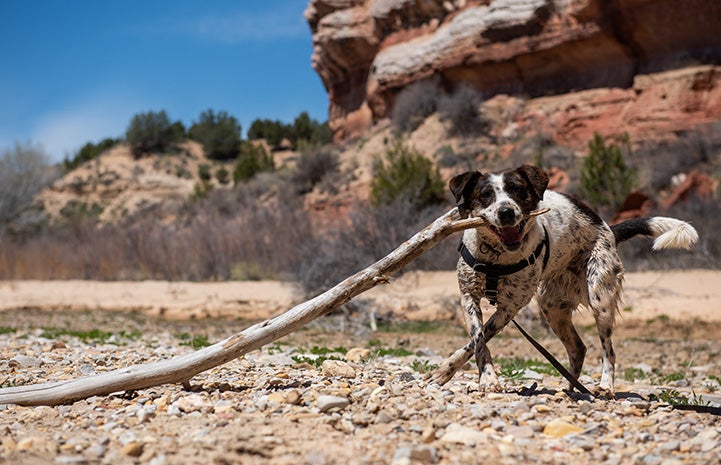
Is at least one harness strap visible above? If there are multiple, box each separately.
[458,226,550,305]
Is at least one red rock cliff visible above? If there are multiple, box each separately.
[306,0,721,143]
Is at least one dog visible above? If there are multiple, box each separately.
[429,164,698,396]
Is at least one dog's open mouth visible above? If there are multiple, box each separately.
[488,221,525,249]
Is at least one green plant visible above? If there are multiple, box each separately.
[623,367,648,382]
[411,359,438,374]
[370,139,445,208]
[198,163,212,182]
[371,347,414,357]
[651,389,710,407]
[177,333,212,350]
[39,328,140,344]
[579,132,637,214]
[125,110,184,158]
[64,137,120,171]
[309,346,348,355]
[291,354,344,368]
[215,166,230,184]
[233,142,274,184]
[496,357,557,379]
[659,371,686,384]
[0,327,17,335]
[189,109,242,160]
[191,180,213,200]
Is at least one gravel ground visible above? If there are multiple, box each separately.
[1,309,720,465]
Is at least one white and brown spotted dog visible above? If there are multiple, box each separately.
[430,164,698,396]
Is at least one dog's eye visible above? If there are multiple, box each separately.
[479,187,494,202]
[506,181,527,197]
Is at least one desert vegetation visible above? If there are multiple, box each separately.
[1,105,720,286]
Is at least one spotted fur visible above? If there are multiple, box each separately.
[430,164,698,396]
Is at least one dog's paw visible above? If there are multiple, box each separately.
[593,384,615,400]
[477,365,502,392]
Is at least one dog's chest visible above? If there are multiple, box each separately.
[457,259,540,308]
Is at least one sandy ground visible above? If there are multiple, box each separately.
[1,270,720,323]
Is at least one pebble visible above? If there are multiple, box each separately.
[1,310,720,465]
[9,355,42,368]
[392,445,438,465]
[440,424,488,445]
[543,419,585,438]
[316,395,350,413]
[321,359,356,378]
[345,348,371,362]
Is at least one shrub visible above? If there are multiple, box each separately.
[291,112,333,147]
[247,118,288,146]
[0,142,56,224]
[64,137,120,171]
[391,79,439,132]
[296,199,457,296]
[215,166,230,184]
[188,109,242,160]
[292,147,339,194]
[125,110,184,158]
[437,85,486,135]
[579,133,637,215]
[197,163,212,182]
[233,142,274,184]
[247,113,333,148]
[370,139,445,208]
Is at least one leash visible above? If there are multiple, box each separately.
[511,318,591,395]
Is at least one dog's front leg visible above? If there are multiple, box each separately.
[461,295,502,392]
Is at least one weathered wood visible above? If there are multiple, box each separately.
[0,209,486,406]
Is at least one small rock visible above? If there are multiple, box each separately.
[376,410,395,424]
[440,424,487,445]
[174,393,209,413]
[345,348,371,362]
[506,425,534,439]
[122,441,144,457]
[578,400,593,414]
[543,419,584,438]
[317,395,350,413]
[284,389,302,405]
[266,392,286,404]
[421,426,435,444]
[392,445,439,465]
[321,360,356,378]
[9,355,42,368]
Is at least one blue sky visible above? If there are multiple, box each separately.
[0,1,329,163]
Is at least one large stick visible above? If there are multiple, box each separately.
[0,208,486,406]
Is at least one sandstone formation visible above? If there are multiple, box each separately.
[306,0,721,144]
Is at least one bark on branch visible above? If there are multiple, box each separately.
[0,208,485,406]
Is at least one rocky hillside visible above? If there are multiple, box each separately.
[306,0,721,147]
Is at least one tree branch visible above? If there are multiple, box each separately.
[0,208,485,406]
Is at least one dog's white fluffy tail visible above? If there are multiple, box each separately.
[648,217,699,251]
[611,216,698,251]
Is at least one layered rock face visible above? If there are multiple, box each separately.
[306,0,721,143]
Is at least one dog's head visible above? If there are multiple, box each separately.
[449,164,548,251]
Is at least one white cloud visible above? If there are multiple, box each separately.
[170,5,308,44]
[30,95,141,163]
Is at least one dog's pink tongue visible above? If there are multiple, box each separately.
[499,226,522,245]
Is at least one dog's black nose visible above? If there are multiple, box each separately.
[498,207,517,226]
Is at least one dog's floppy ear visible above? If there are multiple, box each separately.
[516,164,549,201]
[449,171,482,218]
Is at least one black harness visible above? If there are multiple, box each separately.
[458,226,550,306]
